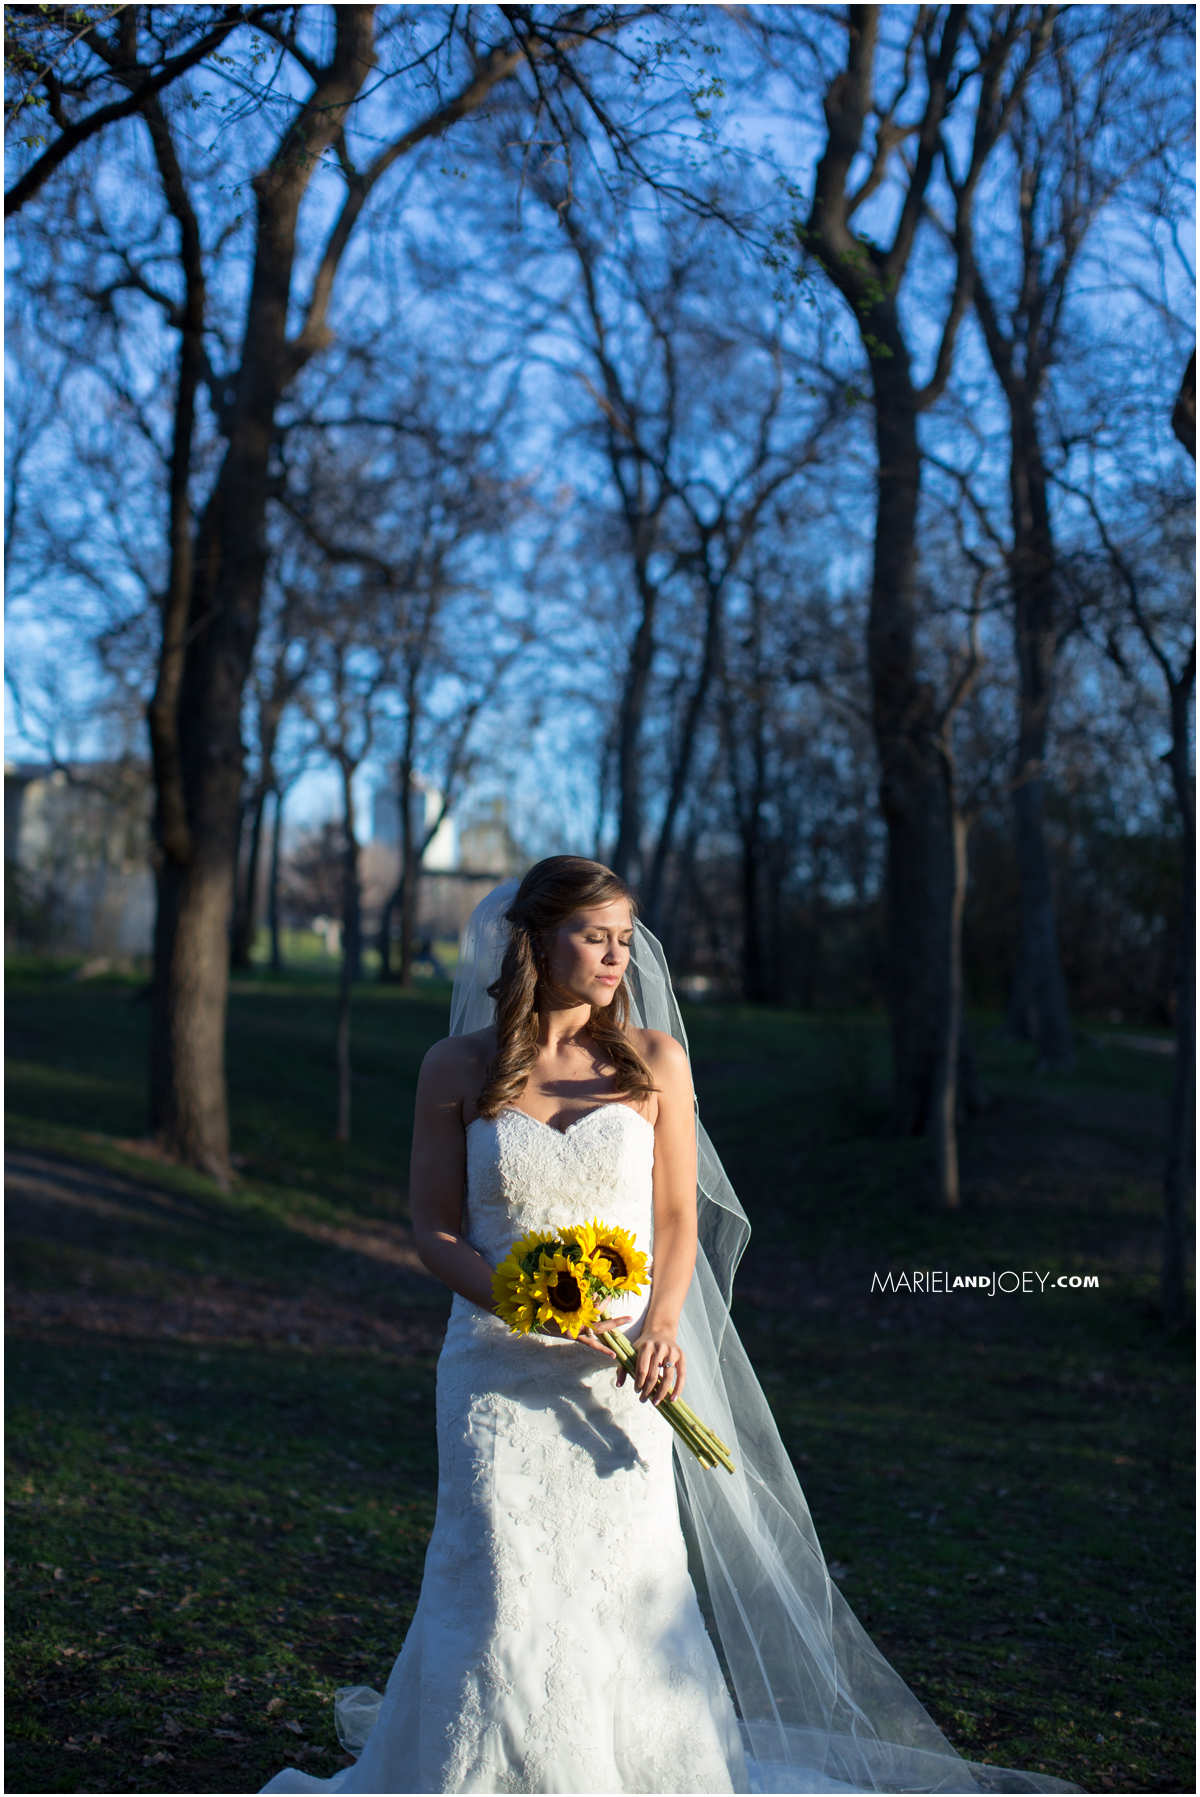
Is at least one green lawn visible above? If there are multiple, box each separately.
[5,964,1194,1794]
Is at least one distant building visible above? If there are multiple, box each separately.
[5,761,155,957]
[456,797,527,881]
[362,780,527,945]
[422,795,530,941]
[371,777,458,869]
[5,759,531,962]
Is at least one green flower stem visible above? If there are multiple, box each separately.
[672,1404,734,1472]
[606,1329,735,1474]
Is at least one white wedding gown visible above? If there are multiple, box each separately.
[262,1102,752,1796]
[262,1099,1076,1797]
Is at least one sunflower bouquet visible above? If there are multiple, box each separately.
[492,1220,734,1474]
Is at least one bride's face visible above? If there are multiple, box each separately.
[543,900,634,1009]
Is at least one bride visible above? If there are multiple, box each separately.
[262,857,1075,1797]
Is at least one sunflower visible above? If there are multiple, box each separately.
[560,1220,603,1259]
[488,1257,542,1344]
[567,1221,648,1296]
[529,1250,602,1339]
[492,1247,544,1334]
[507,1228,571,1278]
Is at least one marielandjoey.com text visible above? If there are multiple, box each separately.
[869,1271,1099,1295]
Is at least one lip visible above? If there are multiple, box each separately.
[596,976,620,986]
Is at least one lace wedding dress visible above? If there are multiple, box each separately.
[262,1101,747,1795]
[262,890,1078,1796]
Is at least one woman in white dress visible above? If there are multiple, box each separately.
[262,857,1076,1797]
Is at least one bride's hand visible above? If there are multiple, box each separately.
[626,1328,685,1406]
[578,1315,632,1360]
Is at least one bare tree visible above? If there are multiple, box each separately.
[551,216,690,884]
[953,7,1193,1070]
[296,592,388,1142]
[717,553,885,1013]
[718,574,774,1004]
[4,4,272,215]
[643,353,847,936]
[383,618,523,987]
[796,4,1053,1197]
[231,583,308,967]
[277,362,526,986]
[526,194,849,906]
[131,6,381,1178]
[1067,468,1194,1330]
[8,5,692,1180]
[11,1,1187,1210]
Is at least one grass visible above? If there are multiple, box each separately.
[5,962,1194,1794]
[7,1340,438,1792]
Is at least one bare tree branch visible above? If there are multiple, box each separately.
[5,6,273,216]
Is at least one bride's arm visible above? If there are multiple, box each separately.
[409,1036,496,1312]
[626,1032,698,1405]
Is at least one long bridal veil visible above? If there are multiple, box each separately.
[449,881,1076,1797]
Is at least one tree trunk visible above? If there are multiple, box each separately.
[231,779,269,968]
[335,951,352,1143]
[1007,777,1075,1066]
[741,831,767,1004]
[143,91,203,877]
[230,798,251,966]
[1005,398,1075,1068]
[342,769,363,990]
[740,692,770,1006]
[610,580,658,883]
[149,758,238,1182]
[148,7,377,1178]
[958,1023,989,1120]
[1161,676,1195,1329]
[929,804,969,1209]
[376,884,398,982]
[396,751,418,987]
[400,844,420,987]
[799,1,1047,1147]
[233,691,286,969]
[643,574,723,933]
[150,419,275,1174]
[345,878,363,985]
[139,88,223,1169]
[268,784,284,973]
[663,820,700,969]
[869,360,957,1137]
[335,762,361,1142]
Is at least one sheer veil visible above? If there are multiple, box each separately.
[449,881,1076,1797]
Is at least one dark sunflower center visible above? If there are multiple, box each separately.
[548,1272,583,1311]
[596,1248,627,1282]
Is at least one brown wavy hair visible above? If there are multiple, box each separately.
[475,856,657,1121]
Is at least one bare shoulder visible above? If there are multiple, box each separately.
[629,1027,690,1083]
[419,1027,495,1097]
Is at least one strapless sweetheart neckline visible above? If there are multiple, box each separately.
[467,1102,654,1138]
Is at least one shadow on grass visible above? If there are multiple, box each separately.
[5,964,1194,1793]
[7,1329,440,1793]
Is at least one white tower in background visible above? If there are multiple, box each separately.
[371,776,457,869]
